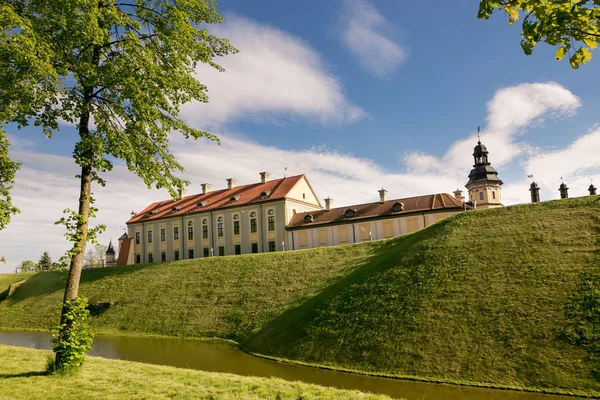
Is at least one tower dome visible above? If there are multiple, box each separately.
[465,138,503,209]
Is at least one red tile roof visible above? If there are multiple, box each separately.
[116,238,133,266]
[127,174,308,224]
[287,193,464,229]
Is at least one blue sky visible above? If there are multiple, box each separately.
[2,0,599,272]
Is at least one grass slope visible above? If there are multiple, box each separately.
[1,196,599,394]
[0,345,391,400]
[0,273,33,301]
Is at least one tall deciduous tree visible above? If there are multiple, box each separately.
[83,244,108,268]
[0,131,21,263]
[1,0,236,369]
[478,0,600,68]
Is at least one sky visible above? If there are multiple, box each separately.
[1,0,600,273]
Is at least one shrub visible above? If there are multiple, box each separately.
[48,296,94,374]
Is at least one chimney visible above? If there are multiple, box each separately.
[260,171,271,184]
[559,182,569,199]
[177,187,187,200]
[453,189,464,202]
[529,182,540,203]
[324,197,333,211]
[378,188,387,204]
[226,178,238,190]
[589,184,597,196]
[201,183,212,195]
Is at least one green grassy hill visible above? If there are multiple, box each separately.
[1,196,599,395]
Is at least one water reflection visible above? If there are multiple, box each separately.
[0,331,569,400]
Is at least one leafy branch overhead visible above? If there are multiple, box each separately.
[478,0,600,68]
[0,0,237,196]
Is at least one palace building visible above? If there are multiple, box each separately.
[113,139,502,265]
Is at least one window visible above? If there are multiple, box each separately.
[218,216,223,222]
[202,225,208,239]
[250,212,257,218]
[161,251,166,262]
[203,247,209,257]
[298,231,308,248]
[235,244,241,255]
[218,223,224,237]
[174,226,179,240]
[188,226,193,240]
[492,191,496,200]
[250,218,257,233]
[136,254,141,264]
[318,229,328,246]
[160,228,166,241]
[302,193,306,199]
[304,214,313,223]
[135,232,140,244]
[392,202,404,212]
[269,241,276,252]
[202,218,208,224]
[148,253,153,263]
[268,209,274,215]
[268,216,275,231]
[147,230,153,243]
[233,220,240,235]
[188,249,194,259]
[344,209,356,218]
[218,246,225,256]
[479,192,484,201]
[251,243,258,253]
[338,227,349,244]
[174,250,180,261]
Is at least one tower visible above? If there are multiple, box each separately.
[559,182,569,199]
[465,138,503,209]
[105,240,116,267]
[530,181,540,203]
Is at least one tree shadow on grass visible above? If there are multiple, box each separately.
[0,370,49,378]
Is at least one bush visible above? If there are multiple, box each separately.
[48,296,94,374]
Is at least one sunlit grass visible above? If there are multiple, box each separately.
[0,345,392,400]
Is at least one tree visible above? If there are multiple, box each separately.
[1,0,236,370]
[83,244,108,268]
[0,132,21,262]
[18,260,36,273]
[478,0,600,68]
[38,251,53,271]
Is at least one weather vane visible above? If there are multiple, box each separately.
[477,126,481,142]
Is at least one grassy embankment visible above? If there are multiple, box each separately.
[0,345,390,400]
[1,196,599,395]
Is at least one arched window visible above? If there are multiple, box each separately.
[344,209,356,218]
[304,214,314,223]
[392,202,404,212]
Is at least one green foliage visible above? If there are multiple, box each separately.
[18,260,36,273]
[0,0,237,197]
[0,130,20,234]
[50,296,94,373]
[478,0,600,68]
[37,251,53,272]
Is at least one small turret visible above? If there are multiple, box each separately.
[530,181,540,203]
[559,182,569,199]
[589,184,597,196]
[465,134,503,209]
[105,240,116,267]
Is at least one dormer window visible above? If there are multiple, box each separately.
[304,214,314,223]
[392,202,404,212]
[197,201,207,208]
[148,210,159,216]
[171,205,182,212]
[344,209,356,218]
[260,190,272,197]
[230,195,241,202]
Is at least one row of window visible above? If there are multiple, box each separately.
[135,241,278,263]
[135,215,276,245]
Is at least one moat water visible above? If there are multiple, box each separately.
[0,331,572,400]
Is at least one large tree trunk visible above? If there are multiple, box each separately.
[55,85,95,367]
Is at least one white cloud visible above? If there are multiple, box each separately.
[1,82,597,274]
[337,0,407,78]
[179,14,365,128]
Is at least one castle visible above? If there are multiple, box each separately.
[109,139,506,265]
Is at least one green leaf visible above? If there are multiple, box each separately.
[555,46,567,60]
